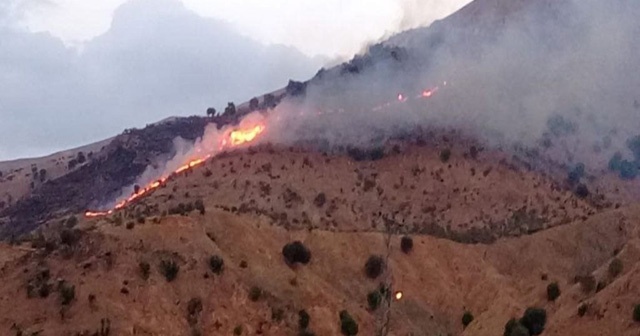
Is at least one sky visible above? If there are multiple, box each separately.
[0,0,470,160]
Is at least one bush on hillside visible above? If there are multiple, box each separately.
[282,241,311,265]
[339,310,359,336]
[160,260,179,282]
[462,311,474,328]
[400,236,413,254]
[209,255,224,275]
[608,258,623,278]
[520,307,546,336]
[367,290,382,311]
[546,282,560,302]
[59,282,76,306]
[634,304,640,322]
[440,148,452,163]
[364,255,385,279]
[298,309,310,330]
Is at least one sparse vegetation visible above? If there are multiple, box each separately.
[578,303,588,317]
[547,282,560,302]
[59,281,76,305]
[364,255,385,279]
[139,261,151,280]
[248,286,262,302]
[634,304,640,322]
[282,241,311,265]
[159,260,179,282]
[400,236,413,254]
[440,148,452,163]
[520,307,547,335]
[208,255,224,275]
[299,309,310,329]
[339,310,359,336]
[367,289,382,311]
[462,311,474,328]
[608,258,623,278]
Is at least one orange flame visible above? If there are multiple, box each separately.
[394,291,403,301]
[84,122,265,218]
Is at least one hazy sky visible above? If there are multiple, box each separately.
[0,0,469,160]
[22,0,470,57]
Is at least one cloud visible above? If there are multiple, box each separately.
[0,0,323,160]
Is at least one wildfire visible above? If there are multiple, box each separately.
[394,291,403,301]
[84,122,265,218]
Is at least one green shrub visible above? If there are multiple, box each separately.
[59,282,76,305]
[282,241,311,265]
[462,311,474,328]
[367,290,382,311]
[608,258,623,278]
[546,282,560,301]
[298,309,310,329]
[209,255,224,275]
[248,286,262,302]
[520,307,546,335]
[339,310,359,335]
[578,303,588,317]
[400,236,413,254]
[139,261,151,280]
[440,149,452,163]
[364,255,385,279]
[634,304,640,322]
[160,260,179,282]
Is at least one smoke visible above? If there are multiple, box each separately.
[258,0,640,170]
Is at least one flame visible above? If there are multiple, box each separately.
[84,122,265,218]
[394,291,403,301]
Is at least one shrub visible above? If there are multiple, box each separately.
[233,325,243,335]
[66,215,78,227]
[187,297,203,325]
[364,255,385,279]
[462,311,474,328]
[282,241,311,265]
[160,260,179,282]
[59,282,76,305]
[126,222,135,230]
[546,282,560,302]
[299,309,310,329]
[579,275,596,294]
[400,236,413,254]
[367,290,382,311]
[578,303,588,317]
[60,228,81,246]
[248,286,262,302]
[575,184,590,198]
[339,310,359,336]
[520,307,546,336]
[634,304,640,322]
[194,199,205,215]
[439,149,451,163]
[209,255,224,275]
[608,258,623,278]
[313,193,326,207]
[139,261,151,280]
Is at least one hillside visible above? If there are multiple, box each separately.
[1,143,639,335]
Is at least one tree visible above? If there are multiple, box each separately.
[209,255,224,275]
[608,258,623,278]
[400,236,413,254]
[462,311,474,328]
[339,310,359,335]
[249,97,259,111]
[224,102,236,116]
[520,307,546,336]
[364,255,385,279]
[546,282,560,301]
[206,107,216,117]
[282,241,311,265]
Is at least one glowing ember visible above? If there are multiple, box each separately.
[397,93,406,102]
[84,122,266,218]
[394,291,403,301]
